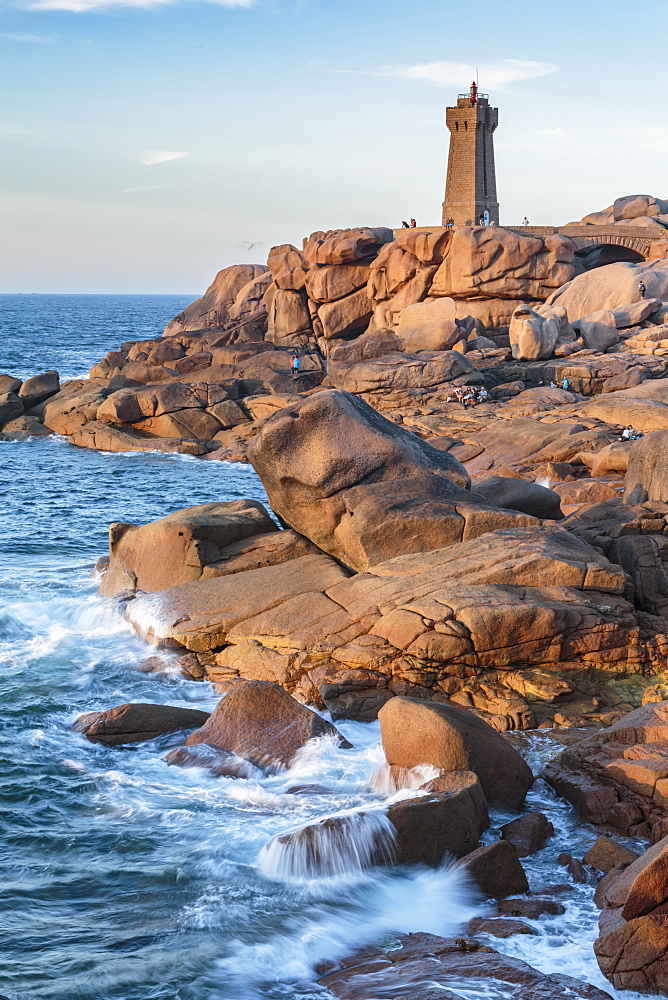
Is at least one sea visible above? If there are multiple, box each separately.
[0,295,654,1000]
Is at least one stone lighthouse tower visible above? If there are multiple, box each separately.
[442,82,499,227]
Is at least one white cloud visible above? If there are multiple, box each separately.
[0,31,55,41]
[137,150,189,166]
[324,58,558,91]
[540,127,568,142]
[23,0,254,9]
[121,183,175,193]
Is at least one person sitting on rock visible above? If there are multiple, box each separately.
[410,218,417,228]
[290,355,300,376]
[401,220,410,228]
[621,425,643,441]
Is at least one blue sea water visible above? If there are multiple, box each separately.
[0,296,654,1000]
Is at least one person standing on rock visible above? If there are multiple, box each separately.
[639,279,646,298]
[523,216,530,226]
[290,354,300,376]
[410,218,417,228]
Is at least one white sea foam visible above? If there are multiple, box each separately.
[258,807,397,880]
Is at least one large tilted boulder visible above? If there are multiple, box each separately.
[378,697,534,811]
[625,431,668,503]
[247,388,473,565]
[543,701,668,841]
[164,264,269,336]
[594,835,668,993]
[247,387,556,573]
[182,679,350,771]
[547,261,668,322]
[99,500,278,597]
[73,703,210,745]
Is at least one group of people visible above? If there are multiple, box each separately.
[445,385,491,407]
[621,425,643,441]
[401,219,418,229]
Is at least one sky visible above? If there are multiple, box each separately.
[1,0,668,293]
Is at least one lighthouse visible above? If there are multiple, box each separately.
[442,81,499,227]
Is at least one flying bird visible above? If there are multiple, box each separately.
[239,240,264,252]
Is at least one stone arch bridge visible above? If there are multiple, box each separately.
[505,225,666,261]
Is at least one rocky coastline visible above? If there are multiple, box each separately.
[7,195,668,996]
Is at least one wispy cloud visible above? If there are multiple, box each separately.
[121,183,175,193]
[0,123,33,135]
[319,58,558,91]
[137,150,189,166]
[22,0,255,9]
[0,31,55,41]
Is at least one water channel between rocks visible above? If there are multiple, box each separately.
[0,296,657,1000]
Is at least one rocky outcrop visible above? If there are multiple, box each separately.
[369,226,576,332]
[180,679,350,771]
[543,701,668,841]
[124,552,349,651]
[124,517,655,725]
[594,835,668,993]
[99,500,279,597]
[265,228,393,349]
[163,264,270,337]
[378,697,533,810]
[73,703,210,745]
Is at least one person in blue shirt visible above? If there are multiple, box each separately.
[290,354,301,376]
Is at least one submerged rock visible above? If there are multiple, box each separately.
[500,811,554,857]
[318,933,613,999]
[183,679,351,771]
[73,703,210,745]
